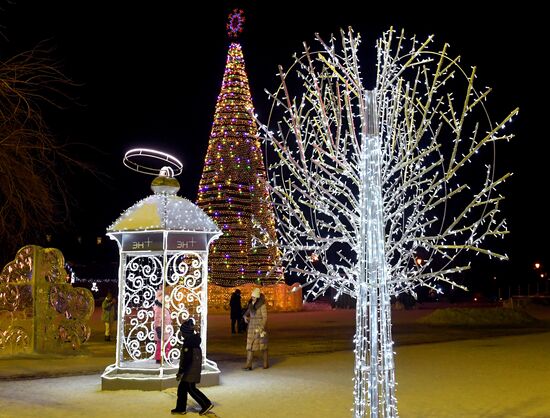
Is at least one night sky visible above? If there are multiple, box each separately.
[2,1,546,291]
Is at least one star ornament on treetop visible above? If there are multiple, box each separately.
[227,8,245,38]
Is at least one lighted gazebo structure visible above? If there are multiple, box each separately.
[101,149,221,390]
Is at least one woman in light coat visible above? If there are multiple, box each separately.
[242,287,268,370]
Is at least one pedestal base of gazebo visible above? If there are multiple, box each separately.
[101,359,220,390]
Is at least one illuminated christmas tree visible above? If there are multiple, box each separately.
[197,9,281,286]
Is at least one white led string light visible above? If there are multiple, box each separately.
[259,28,517,417]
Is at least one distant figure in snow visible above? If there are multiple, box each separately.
[229,289,243,334]
[101,291,116,342]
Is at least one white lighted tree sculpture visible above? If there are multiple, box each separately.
[260,28,517,417]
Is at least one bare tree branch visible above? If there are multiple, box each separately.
[0,43,81,260]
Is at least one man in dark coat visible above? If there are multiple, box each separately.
[171,319,213,416]
[229,289,242,334]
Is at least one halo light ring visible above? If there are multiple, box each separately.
[123,148,183,176]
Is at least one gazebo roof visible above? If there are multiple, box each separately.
[108,193,220,233]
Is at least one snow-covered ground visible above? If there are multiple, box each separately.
[1,331,549,417]
[1,305,549,417]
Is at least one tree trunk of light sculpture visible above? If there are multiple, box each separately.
[260,28,518,417]
[355,91,396,417]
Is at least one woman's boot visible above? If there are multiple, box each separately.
[262,349,269,369]
[242,350,253,370]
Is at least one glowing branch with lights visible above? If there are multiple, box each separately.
[260,28,517,418]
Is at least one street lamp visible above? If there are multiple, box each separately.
[532,262,547,295]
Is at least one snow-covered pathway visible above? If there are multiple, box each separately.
[1,331,549,418]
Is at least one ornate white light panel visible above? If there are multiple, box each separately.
[119,251,206,368]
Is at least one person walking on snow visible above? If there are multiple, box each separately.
[172,318,214,416]
[242,287,269,370]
